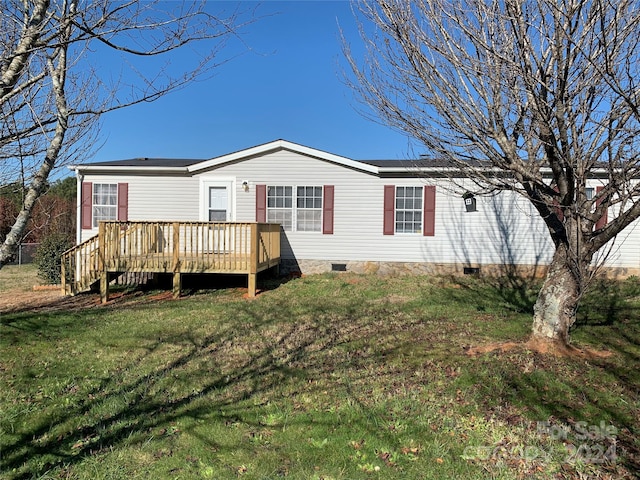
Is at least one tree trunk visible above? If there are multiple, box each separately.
[531,245,585,345]
[0,169,52,268]
[0,14,71,270]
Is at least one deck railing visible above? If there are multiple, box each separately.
[61,235,101,295]
[62,221,281,300]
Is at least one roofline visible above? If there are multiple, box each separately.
[187,139,380,175]
[68,165,189,174]
[68,163,615,177]
[376,165,614,175]
[67,139,620,178]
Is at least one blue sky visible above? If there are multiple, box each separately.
[90,1,417,164]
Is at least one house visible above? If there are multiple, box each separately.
[65,139,640,300]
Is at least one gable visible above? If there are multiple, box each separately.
[192,148,379,182]
[70,140,380,177]
[187,140,379,175]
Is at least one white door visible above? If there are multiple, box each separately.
[200,179,234,222]
[200,180,234,252]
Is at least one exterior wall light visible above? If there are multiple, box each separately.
[463,192,477,212]
[242,180,249,192]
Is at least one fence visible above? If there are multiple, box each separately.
[6,243,40,265]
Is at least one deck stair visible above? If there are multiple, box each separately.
[61,235,101,295]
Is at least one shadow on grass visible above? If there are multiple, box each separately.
[576,276,640,326]
[461,275,639,472]
[1,274,639,478]
[0,282,401,478]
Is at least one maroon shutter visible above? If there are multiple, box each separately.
[256,184,266,222]
[322,185,334,234]
[117,183,128,221]
[423,186,436,237]
[81,182,92,229]
[383,185,395,235]
[595,186,607,230]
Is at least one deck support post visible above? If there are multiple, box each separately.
[61,259,67,295]
[248,223,259,297]
[100,271,109,303]
[172,223,181,298]
[98,222,109,303]
[248,273,257,297]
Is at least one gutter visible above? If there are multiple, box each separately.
[68,165,190,174]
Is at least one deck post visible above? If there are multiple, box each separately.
[271,224,281,271]
[100,272,109,303]
[172,222,181,298]
[98,223,109,303]
[60,257,67,295]
[248,223,259,297]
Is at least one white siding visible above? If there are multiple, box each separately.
[594,194,640,270]
[78,150,640,270]
[196,151,557,266]
[79,174,199,242]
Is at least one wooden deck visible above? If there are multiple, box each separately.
[61,221,281,302]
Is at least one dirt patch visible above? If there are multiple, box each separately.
[1,289,63,311]
[465,338,613,360]
[0,288,102,316]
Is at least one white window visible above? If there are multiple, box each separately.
[296,186,322,232]
[267,186,293,231]
[267,185,322,232]
[93,183,117,227]
[586,187,595,200]
[395,186,423,233]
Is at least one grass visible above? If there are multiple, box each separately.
[0,266,639,479]
[0,264,40,293]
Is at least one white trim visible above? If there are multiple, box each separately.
[188,140,380,175]
[75,172,83,245]
[199,177,236,221]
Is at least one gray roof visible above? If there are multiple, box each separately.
[85,158,204,168]
[72,138,492,173]
[359,158,489,168]
[84,157,463,169]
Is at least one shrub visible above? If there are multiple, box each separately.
[34,233,72,284]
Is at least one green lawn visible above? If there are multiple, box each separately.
[1,266,638,479]
[0,264,40,293]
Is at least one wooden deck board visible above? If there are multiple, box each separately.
[104,253,275,274]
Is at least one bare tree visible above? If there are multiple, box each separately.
[345,0,640,347]
[0,0,253,267]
